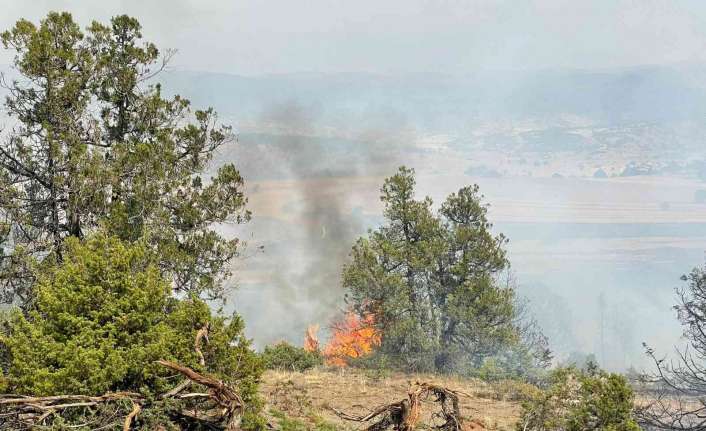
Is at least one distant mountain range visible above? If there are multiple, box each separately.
[159,65,706,128]
[3,64,706,179]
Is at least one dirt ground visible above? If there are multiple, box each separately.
[259,368,524,430]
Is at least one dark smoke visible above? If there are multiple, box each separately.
[224,100,405,347]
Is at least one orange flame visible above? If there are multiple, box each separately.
[322,313,381,367]
[304,324,320,352]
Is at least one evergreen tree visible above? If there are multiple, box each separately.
[0,12,262,428]
[0,234,264,429]
[0,12,248,305]
[343,167,543,373]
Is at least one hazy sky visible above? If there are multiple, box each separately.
[3,0,706,75]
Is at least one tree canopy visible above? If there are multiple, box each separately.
[0,12,248,305]
[0,12,263,429]
[342,167,549,374]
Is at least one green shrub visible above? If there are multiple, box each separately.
[476,357,506,382]
[517,367,639,431]
[488,379,542,402]
[262,341,323,372]
[473,352,548,385]
[345,349,393,371]
[0,235,264,429]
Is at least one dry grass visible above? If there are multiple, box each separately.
[259,367,525,430]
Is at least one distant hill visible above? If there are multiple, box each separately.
[3,63,706,128]
[158,66,706,128]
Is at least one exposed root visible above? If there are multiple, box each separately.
[333,381,480,431]
[156,359,244,427]
[160,378,192,399]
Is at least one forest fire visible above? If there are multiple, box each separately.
[305,313,381,367]
[304,324,320,352]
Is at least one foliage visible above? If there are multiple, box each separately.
[0,12,248,305]
[476,357,513,382]
[262,341,323,372]
[342,166,549,374]
[472,299,552,383]
[477,341,549,383]
[517,367,639,431]
[345,350,394,371]
[485,379,542,402]
[0,11,262,429]
[0,234,264,428]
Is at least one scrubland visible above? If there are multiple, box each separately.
[260,368,529,430]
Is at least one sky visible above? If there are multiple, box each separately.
[3,0,706,75]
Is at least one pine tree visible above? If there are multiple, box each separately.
[343,167,541,373]
[0,13,248,305]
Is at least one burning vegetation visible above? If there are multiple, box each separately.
[304,324,320,352]
[305,312,381,367]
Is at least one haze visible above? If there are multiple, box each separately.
[3,1,706,372]
[4,1,706,74]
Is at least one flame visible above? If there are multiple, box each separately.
[304,324,320,352]
[322,313,381,367]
